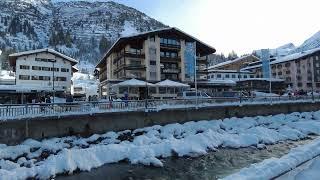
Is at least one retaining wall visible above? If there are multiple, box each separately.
[1,101,320,145]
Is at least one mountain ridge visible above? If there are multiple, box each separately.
[0,0,167,71]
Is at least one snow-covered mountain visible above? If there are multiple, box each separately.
[0,0,166,71]
[291,31,320,54]
[254,31,320,59]
[254,43,296,58]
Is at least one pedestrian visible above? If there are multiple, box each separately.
[124,91,128,107]
[66,94,74,111]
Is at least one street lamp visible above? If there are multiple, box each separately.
[48,59,57,103]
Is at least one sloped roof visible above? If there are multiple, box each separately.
[112,78,155,87]
[208,55,259,70]
[155,79,190,87]
[9,48,78,66]
[97,27,216,68]
[241,47,320,71]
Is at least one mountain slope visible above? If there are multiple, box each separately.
[291,31,320,54]
[0,0,166,71]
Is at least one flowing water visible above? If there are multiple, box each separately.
[57,139,313,180]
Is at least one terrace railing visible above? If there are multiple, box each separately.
[0,95,319,120]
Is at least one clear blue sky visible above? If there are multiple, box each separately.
[114,0,320,55]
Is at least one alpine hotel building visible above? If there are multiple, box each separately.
[96,27,216,97]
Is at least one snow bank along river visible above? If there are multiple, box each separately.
[1,111,320,179]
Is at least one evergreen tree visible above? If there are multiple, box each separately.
[227,50,238,60]
[0,49,16,70]
[99,36,110,53]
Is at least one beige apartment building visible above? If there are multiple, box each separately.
[96,27,216,97]
[242,48,320,92]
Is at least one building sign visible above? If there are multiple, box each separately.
[184,42,196,82]
[261,49,270,78]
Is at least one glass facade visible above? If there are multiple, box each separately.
[184,42,196,81]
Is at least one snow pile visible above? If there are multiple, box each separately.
[72,72,99,97]
[223,137,320,180]
[253,91,279,97]
[1,111,320,179]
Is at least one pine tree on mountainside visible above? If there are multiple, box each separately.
[0,49,15,70]
[228,50,238,60]
[99,36,110,53]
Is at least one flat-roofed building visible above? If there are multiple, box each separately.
[96,27,216,97]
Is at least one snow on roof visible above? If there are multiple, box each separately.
[238,78,284,82]
[112,78,155,87]
[207,79,237,85]
[0,70,15,80]
[96,27,216,67]
[208,55,259,70]
[9,48,78,65]
[271,47,320,64]
[155,79,190,87]
[241,47,320,71]
[208,69,253,73]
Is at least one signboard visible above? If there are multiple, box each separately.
[184,42,196,81]
[261,49,270,78]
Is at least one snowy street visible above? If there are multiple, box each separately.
[1,111,320,179]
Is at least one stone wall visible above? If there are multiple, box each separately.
[1,102,320,145]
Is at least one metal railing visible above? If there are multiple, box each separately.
[0,95,319,120]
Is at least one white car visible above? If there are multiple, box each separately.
[177,91,211,99]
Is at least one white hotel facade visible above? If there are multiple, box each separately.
[8,48,78,94]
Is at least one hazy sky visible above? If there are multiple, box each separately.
[114,0,320,55]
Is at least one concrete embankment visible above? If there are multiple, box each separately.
[1,101,320,145]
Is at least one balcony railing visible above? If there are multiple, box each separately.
[160,43,181,49]
[162,68,180,74]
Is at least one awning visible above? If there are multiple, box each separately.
[112,78,155,87]
[155,79,190,87]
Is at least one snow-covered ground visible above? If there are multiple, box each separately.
[223,137,320,180]
[1,111,320,179]
[276,156,320,180]
[71,72,99,98]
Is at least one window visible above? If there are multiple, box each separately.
[150,61,156,66]
[20,65,30,70]
[307,83,312,87]
[285,63,290,67]
[225,74,230,78]
[316,63,320,68]
[50,67,59,72]
[278,72,282,75]
[243,75,247,78]
[55,77,67,81]
[149,48,156,55]
[61,68,69,72]
[286,70,290,74]
[42,67,51,71]
[32,66,41,70]
[250,75,254,78]
[297,82,303,87]
[232,74,236,78]
[150,36,155,42]
[19,75,30,80]
[217,74,221,78]
[285,77,291,82]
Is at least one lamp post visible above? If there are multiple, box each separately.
[48,59,57,103]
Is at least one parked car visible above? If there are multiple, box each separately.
[177,91,211,99]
